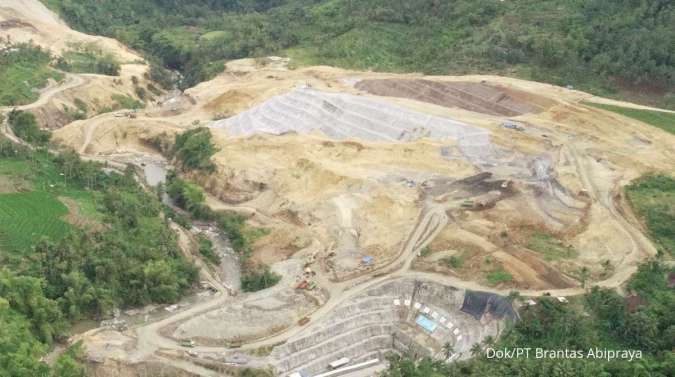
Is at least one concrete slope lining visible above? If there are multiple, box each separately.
[210,88,493,163]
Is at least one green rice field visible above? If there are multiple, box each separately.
[0,153,99,254]
[0,191,71,253]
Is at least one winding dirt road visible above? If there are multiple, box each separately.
[0,73,86,112]
[3,61,660,377]
[112,135,662,377]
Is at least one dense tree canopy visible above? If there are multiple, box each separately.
[0,137,198,375]
[42,0,675,107]
[8,110,51,146]
[172,127,218,171]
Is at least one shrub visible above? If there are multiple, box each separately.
[441,256,463,269]
[172,127,218,171]
[7,110,50,145]
[111,94,143,110]
[198,235,221,265]
[56,43,121,76]
[241,266,281,292]
[486,269,512,286]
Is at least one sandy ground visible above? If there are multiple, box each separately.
[57,61,672,375]
[53,56,674,290]
[41,60,675,376]
[0,0,141,62]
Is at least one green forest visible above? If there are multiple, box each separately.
[41,0,675,108]
[0,132,198,376]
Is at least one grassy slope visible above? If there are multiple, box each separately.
[626,175,675,257]
[585,102,675,136]
[0,46,63,106]
[527,232,578,261]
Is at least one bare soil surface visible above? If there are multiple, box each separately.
[1,0,154,129]
[51,59,672,376]
[355,79,556,116]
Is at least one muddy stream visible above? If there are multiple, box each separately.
[68,154,241,336]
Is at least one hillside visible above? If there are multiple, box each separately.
[0,0,154,127]
[41,0,675,108]
[47,53,675,377]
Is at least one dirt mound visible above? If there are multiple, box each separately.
[203,89,256,117]
[0,18,36,30]
[53,115,181,155]
[0,0,141,61]
[355,79,555,116]
[201,132,475,275]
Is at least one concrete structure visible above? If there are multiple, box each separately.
[271,278,516,376]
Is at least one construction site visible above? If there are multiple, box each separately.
[55,59,670,376]
[2,2,675,376]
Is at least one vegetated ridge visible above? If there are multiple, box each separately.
[41,0,675,108]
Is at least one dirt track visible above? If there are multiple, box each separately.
[68,81,669,376]
[107,148,658,375]
[0,73,86,112]
[7,68,668,376]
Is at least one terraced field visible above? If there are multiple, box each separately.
[0,190,71,253]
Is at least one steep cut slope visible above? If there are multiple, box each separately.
[211,87,492,164]
[0,0,152,128]
[0,0,139,61]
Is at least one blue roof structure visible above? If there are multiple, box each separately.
[415,314,438,333]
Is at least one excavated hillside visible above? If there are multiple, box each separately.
[55,58,675,292]
[0,0,153,128]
